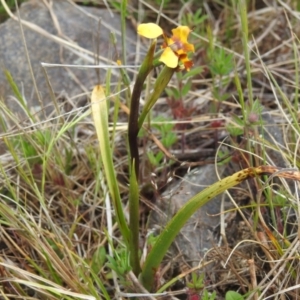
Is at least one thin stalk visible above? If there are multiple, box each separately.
[239,0,253,106]
[138,66,175,129]
[292,32,299,112]
[121,0,127,66]
[129,160,141,275]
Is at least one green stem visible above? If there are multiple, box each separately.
[239,0,253,106]
[138,66,175,130]
[129,160,141,275]
[121,0,127,65]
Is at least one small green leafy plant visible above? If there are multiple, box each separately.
[106,246,131,282]
[186,273,217,300]
[227,99,264,137]
[225,291,244,300]
[141,116,177,167]
[208,45,234,109]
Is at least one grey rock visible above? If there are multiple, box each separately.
[261,111,289,167]
[0,0,137,116]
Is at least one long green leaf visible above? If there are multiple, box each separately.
[140,165,300,290]
[91,85,130,244]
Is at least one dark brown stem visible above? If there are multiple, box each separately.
[128,41,156,179]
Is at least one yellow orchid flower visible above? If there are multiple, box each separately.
[137,23,194,71]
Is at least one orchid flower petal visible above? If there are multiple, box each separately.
[159,47,179,68]
[138,23,163,39]
[171,26,191,44]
